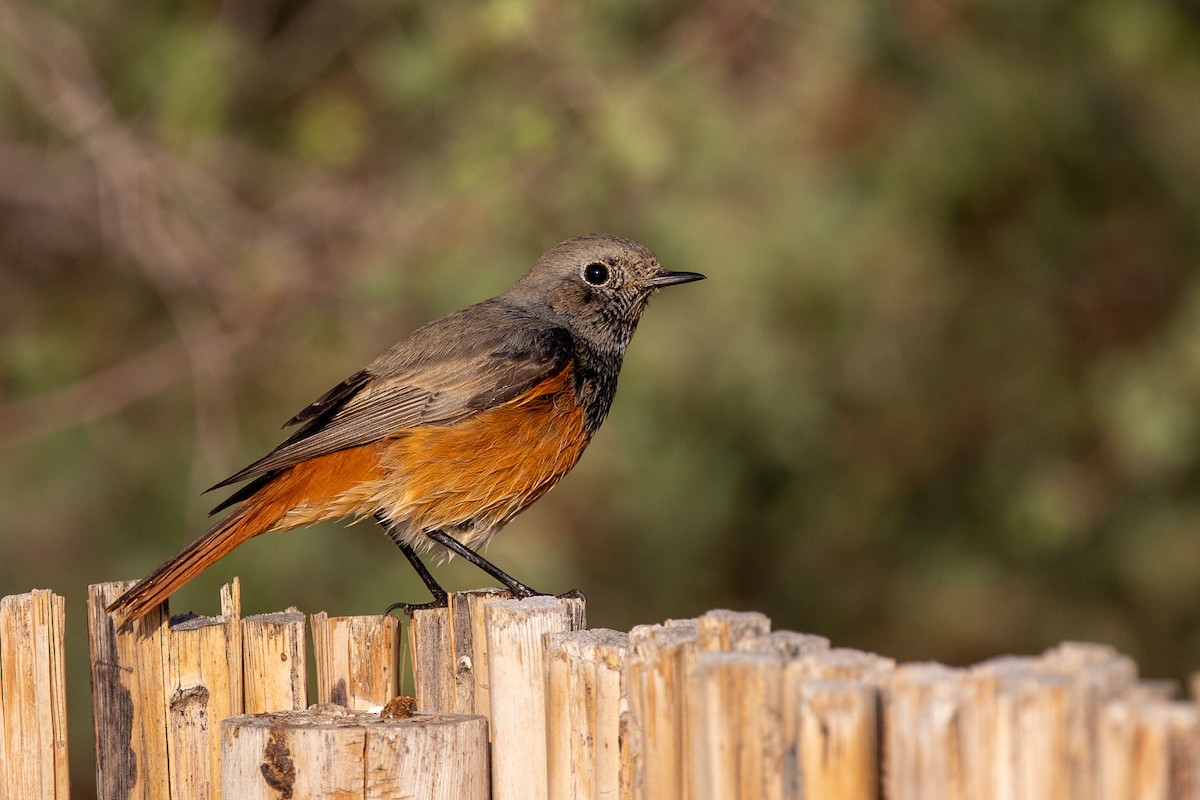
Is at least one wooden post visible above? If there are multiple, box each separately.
[410,589,512,716]
[1001,672,1072,800]
[962,658,1083,800]
[790,646,896,684]
[545,628,630,800]
[409,602,455,713]
[165,579,243,800]
[696,609,770,652]
[311,611,400,709]
[241,608,306,713]
[220,708,489,799]
[485,595,586,800]
[1101,699,1200,800]
[740,629,830,657]
[1040,641,1138,800]
[690,651,791,800]
[792,679,878,800]
[0,590,70,800]
[87,580,172,800]
[885,662,968,800]
[626,621,699,800]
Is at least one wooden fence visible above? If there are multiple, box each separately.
[1,580,1199,798]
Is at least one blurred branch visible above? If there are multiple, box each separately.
[0,1,245,477]
[0,322,248,450]
[0,1,419,469]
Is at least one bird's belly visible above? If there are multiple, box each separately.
[368,368,591,548]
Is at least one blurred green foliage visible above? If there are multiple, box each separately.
[2,0,1200,793]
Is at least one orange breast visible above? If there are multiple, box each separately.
[369,363,591,547]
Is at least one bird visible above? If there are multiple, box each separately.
[107,234,705,624]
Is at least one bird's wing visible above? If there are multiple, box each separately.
[207,305,574,501]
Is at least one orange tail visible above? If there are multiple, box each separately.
[105,494,288,626]
[106,444,386,625]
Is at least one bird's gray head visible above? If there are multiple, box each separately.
[506,234,705,353]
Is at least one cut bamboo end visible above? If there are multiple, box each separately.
[696,609,771,652]
[87,580,172,800]
[485,595,586,800]
[625,621,700,800]
[1101,699,1200,799]
[241,608,306,713]
[409,589,513,716]
[166,579,243,800]
[689,651,792,800]
[220,708,489,800]
[793,679,879,800]
[885,663,968,800]
[0,589,70,800]
[545,628,630,800]
[310,612,400,710]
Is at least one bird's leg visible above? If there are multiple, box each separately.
[376,514,449,615]
[425,529,547,599]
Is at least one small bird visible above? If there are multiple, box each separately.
[108,234,704,624]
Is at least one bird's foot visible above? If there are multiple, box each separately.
[384,588,449,617]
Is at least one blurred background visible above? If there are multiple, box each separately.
[2,0,1200,792]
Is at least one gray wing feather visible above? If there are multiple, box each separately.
[208,301,573,491]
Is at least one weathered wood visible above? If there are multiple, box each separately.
[626,621,699,800]
[695,609,770,652]
[789,646,896,683]
[220,707,489,799]
[792,679,878,800]
[1101,699,1200,800]
[310,611,400,710]
[1002,672,1072,800]
[410,589,513,715]
[87,580,172,800]
[0,590,69,800]
[885,662,968,800]
[73,582,1200,799]
[460,588,512,721]
[410,602,456,713]
[241,608,306,714]
[737,629,830,657]
[545,628,630,800]
[690,651,792,800]
[485,595,586,800]
[165,579,243,800]
[1039,641,1138,800]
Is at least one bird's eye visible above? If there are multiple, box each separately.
[583,262,610,286]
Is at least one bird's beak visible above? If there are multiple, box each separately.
[645,270,706,288]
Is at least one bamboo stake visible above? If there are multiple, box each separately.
[0,590,69,800]
[409,602,455,712]
[485,595,586,800]
[165,579,243,800]
[792,679,878,800]
[790,646,896,684]
[87,580,171,800]
[461,588,513,720]
[545,628,630,800]
[689,651,791,800]
[311,611,400,709]
[738,629,830,656]
[885,662,968,800]
[696,609,770,652]
[220,708,489,799]
[241,608,306,713]
[1101,699,1200,800]
[1040,641,1138,800]
[626,621,700,800]
[410,589,512,715]
[1003,672,1072,800]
